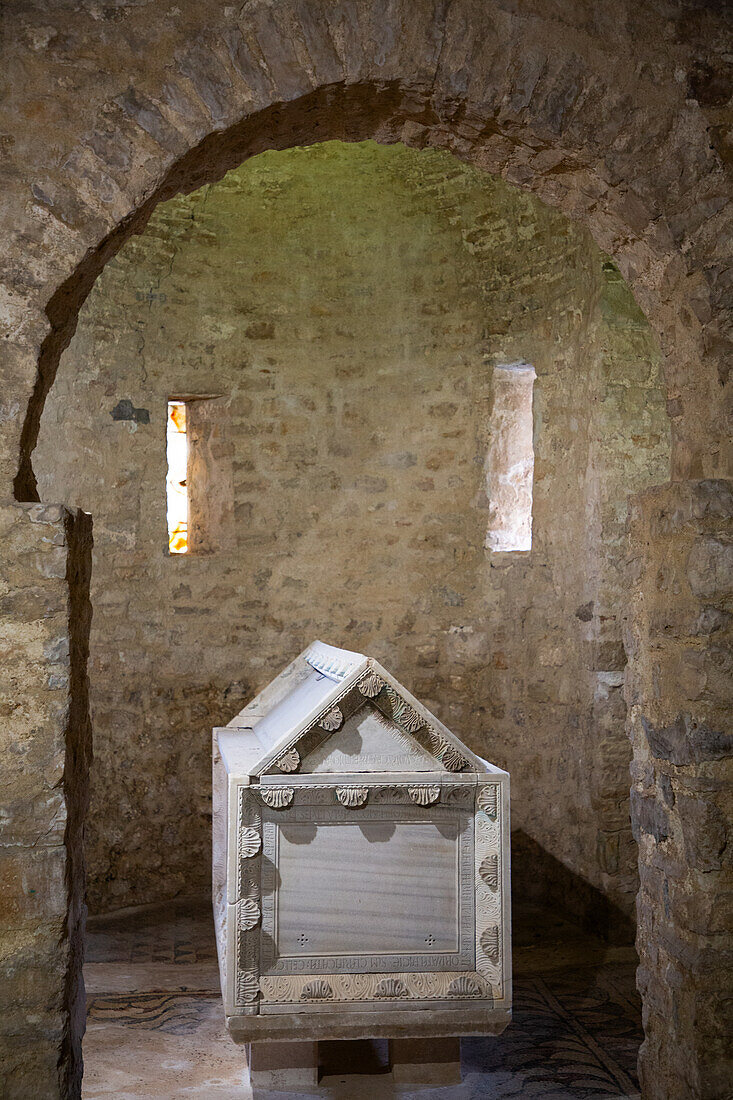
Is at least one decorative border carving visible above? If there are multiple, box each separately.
[260,969,492,1004]
[428,730,470,772]
[235,787,262,1008]
[231,775,506,1014]
[475,782,503,998]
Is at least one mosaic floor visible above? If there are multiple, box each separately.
[83,898,642,1099]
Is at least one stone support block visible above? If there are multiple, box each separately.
[0,503,92,1100]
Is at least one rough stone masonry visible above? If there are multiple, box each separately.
[0,1,730,1098]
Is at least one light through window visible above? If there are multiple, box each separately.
[486,363,536,552]
[166,400,188,553]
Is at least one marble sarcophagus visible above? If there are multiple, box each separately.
[212,641,511,1042]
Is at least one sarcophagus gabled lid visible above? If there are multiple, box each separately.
[217,640,490,780]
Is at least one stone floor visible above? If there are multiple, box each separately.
[83,898,642,1099]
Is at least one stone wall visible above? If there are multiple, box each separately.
[626,480,732,1100]
[35,141,670,919]
[0,2,730,1096]
[0,504,92,1100]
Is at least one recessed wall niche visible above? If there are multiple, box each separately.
[34,140,670,919]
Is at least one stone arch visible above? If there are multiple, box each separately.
[0,3,730,1098]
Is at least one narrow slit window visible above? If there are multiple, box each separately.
[166,400,188,554]
[486,362,536,552]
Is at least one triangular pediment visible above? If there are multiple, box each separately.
[300,703,438,773]
[259,656,480,778]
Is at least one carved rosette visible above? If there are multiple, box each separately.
[357,669,384,697]
[475,781,503,998]
[408,784,440,807]
[274,748,300,774]
[259,786,294,810]
[319,705,343,732]
[335,786,369,808]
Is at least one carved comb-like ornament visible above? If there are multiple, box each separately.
[336,786,369,808]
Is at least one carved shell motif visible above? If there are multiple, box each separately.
[479,853,499,890]
[336,786,369,809]
[376,978,408,998]
[480,924,500,961]
[238,897,261,931]
[357,670,384,698]
[259,786,294,810]
[301,980,333,1000]
[237,971,260,1003]
[448,975,482,997]
[239,827,261,859]
[274,748,300,774]
[477,784,499,819]
[319,705,343,732]
[408,785,441,807]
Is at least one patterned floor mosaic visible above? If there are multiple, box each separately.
[83,899,642,1098]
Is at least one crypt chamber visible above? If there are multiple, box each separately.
[34,140,670,926]
[31,140,673,1091]
[1,5,730,1092]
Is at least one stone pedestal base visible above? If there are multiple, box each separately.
[391,1037,461,1085]
[246,1036,462,1092]
[247,1041,319,1092]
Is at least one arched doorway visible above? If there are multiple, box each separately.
[1,6,729,1097]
